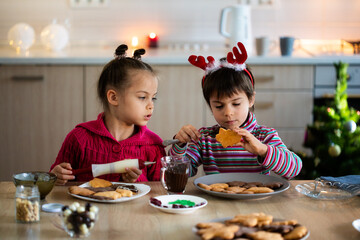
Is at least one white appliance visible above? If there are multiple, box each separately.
[220,4,253,55]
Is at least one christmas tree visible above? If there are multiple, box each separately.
[298,61,360,179]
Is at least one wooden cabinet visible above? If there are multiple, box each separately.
[0,63,314,180]
[0,65,83,180]
[205,65,314,153]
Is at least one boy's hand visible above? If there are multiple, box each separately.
[122,167,142,183]
[175,124,201,144]
[233,128,268,157]
[51,162,75,185]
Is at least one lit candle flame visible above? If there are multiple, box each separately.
[149,32,157,39]
[131,36,138,47]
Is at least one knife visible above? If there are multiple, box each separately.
[71,159,155,177]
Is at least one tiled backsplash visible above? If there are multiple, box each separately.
[0,0,359,48]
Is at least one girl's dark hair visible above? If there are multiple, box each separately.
[202,67,255,107]
[97,44,155,110]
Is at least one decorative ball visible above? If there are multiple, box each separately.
[40,23,69,51]
[328,144,341,157]
[7,23,35,51]
[344,120,357,133]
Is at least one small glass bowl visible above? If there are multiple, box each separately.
[53,202,98,238]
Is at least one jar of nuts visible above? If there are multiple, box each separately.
[15,185,40,223]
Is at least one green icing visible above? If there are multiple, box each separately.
[168,199,195,206]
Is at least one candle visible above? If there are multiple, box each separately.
[148,32,158,48]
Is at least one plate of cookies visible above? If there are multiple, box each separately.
[193,212,309,240]
[68,178,151,203]
[194,173,290,199]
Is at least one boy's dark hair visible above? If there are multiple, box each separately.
[97,44,155,110]
[202,66,255,107]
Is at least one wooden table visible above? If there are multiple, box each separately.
[0,179,359,239]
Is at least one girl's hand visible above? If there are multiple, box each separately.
[233,128,268,157]
[122,167,142,183]
[175,124,201,144]
[51,162,75,185]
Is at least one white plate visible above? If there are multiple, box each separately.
[353,219,360,232]
[295,182,354,200]
[192,217,310,239]
[68,182,151,203]
[149,195,207,214]
[194,173,290,199]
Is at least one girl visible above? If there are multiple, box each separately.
[169,42,302,179]
[51,44,165,185]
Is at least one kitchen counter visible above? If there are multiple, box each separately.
[1,45,360,65]
[0,179,359,239]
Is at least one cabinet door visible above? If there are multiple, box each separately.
[0,65,83,180]
[149,65,205,140]
[84,66,103,121]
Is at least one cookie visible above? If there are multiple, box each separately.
[247,187,274,193]
[283,226,308,240]
[248,231,283,240]
[197,183,212,191]
[225,186,246,194]
[93,191,122,200]
[226,181,247,187]
[89,178,113,188]
[197,223,240,240]
[216,128,242,148]
[68,186,95,197]
[209,183,229,189]
[116,188,133,197]
[226,213,273,227]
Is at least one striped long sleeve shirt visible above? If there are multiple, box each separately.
[169,112,302,179]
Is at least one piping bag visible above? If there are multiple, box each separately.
[72,159,155,177]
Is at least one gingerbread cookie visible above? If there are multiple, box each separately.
[197,183,212,191]
[197,223,240,240]
[283,226,308,240]
[248,231,283,240]
[216,128,242,148]
[93,191,122,200]
[116,188,133,197]
[247,187,274,194]
[89,177,113,188]
[68,186,95,197]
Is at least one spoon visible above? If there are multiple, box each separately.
[162,139,180,147]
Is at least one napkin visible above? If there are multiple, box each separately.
[320,175,360,196]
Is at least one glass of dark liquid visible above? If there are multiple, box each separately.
[160,156,190,194]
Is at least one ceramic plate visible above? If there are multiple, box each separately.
[149,195,207,214]
[352,219,360,232]
[192,217,310,240]
[68,182,151,203]
[194,173,290,199]
[295,182,354,200]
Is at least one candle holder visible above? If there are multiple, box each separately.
[148,33,158,48]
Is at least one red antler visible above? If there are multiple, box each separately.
[227,42,248,65]
[188,55,216,70]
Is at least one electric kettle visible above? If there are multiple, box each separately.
[220,4,253,55]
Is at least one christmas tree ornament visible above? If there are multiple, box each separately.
[314,157,321,167]
[334,129,341,137]
[328,144,341,157]
[344,120,357,133]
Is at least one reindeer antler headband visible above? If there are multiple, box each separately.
[188,42,254,87]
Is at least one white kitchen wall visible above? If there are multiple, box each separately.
[0,0,359,47]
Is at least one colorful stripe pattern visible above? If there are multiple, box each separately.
[170,112,302,179]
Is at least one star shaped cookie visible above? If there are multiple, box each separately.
[215,128,242,148]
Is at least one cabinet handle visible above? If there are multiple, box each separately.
[256,76,273,83]
[255,102,273,109]
[11,76,44,81]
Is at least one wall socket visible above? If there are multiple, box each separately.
[69,0,109,8]
[240,0,278,8]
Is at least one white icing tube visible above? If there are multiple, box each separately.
[92,159,139,177]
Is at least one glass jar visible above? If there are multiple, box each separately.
[15,185,40,223]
